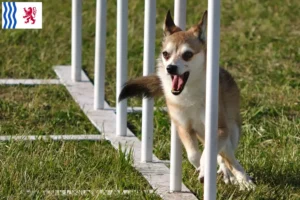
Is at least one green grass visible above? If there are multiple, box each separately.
[0,85,99,135]
[0,0,300,199]
[0,140,159,199]
[0,85,160,199]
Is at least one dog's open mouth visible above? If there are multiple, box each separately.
[171,72,190,95]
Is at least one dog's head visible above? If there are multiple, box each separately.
[159,10,207,96]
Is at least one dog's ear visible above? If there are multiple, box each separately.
[189,10,207,42]
[163,10,181,36]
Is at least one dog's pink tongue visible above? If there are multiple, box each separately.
[172,75,184,90]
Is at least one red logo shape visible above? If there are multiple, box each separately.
[23,7,37,24]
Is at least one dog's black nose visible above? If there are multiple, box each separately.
[166,65,178,75]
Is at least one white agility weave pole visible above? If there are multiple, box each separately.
[76,0,219,197]
[141,0,156,162]
[170,0,186,192]
[94,0,107,110]
[116,0,128,136]
[204,0,220,199]
[71,0,82,82]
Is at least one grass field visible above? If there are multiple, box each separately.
[0,85,160,199]
[0,85,98,135]
[0,140,158,199]
[0,0,300,199]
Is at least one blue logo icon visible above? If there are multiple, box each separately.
[2,2,17,29]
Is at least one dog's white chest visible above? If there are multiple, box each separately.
[168,97,206,133]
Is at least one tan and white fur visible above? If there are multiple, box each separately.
[119,10,255,190]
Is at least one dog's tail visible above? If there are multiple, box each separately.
[118,75,163,102]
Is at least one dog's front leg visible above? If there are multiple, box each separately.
[177,125,201,168]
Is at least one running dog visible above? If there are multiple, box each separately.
[119,10,255,190]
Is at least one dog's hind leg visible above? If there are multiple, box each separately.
[197,127,229,182]
[217,155,237,184]
[220,140,255,190]
[217,122,240,184]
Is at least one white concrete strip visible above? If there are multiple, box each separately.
[0,135,104,141]
[107,106,167,113]
[54,66,198,200]
[32,190,154,196]
[0,79,61,85]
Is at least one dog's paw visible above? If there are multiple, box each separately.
[196,166,205,183]
[218,165,237,185]
[222,168,236,184]
[236,175,256,191]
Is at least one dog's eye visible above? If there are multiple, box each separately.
[162,51,170,60]
[182,51,193,61]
